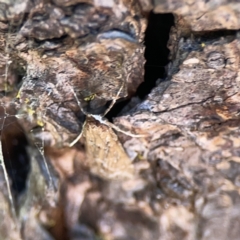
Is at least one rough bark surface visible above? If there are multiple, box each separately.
[154,0,240,31]
[1,0,240,240]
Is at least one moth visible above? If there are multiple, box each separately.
[14,24,146,181]
[0,1,147,233]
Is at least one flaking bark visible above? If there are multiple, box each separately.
[1,0,240,240]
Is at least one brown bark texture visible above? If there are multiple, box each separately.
[0,0,240,240]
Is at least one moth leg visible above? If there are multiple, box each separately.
[89,114,146,138]
[69,85,89,147]
[69,120,86,147]
[102,73,129,117]
[70,85,88,116]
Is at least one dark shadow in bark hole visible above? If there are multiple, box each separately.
[105,12,174,121]
[2,120,30,195]
[137,12,174,98]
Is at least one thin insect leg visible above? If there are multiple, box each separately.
[70,86,89,116]
[69,85,89,147]
[1,133,18,192]
[69,120,86,147]
[33,95,55,191]
[103,73,128,117]
[33,143,55,191]
[36,90,56,188]
[90,114,146,138]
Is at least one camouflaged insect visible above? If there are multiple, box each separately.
[13,1,146,147]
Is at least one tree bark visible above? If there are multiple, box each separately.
[1,0,240,240]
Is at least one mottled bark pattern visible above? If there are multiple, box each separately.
[1,0,240,240]
[154,0,240,31]
[0,0,146,146]
[116,32,240,239]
